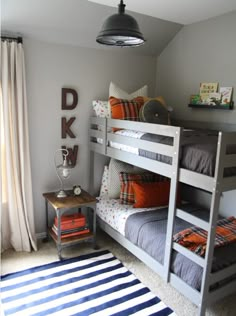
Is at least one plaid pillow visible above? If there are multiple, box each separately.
[119,172,168,205]
[109,96,144,121]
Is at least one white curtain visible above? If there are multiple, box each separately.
[0,40,37,252]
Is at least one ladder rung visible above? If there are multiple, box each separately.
[176,208,210,231]
[173,242,206,267]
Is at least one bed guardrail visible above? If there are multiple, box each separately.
[90,117,182,178]
[220,131,236,192]
[90,118,236,191]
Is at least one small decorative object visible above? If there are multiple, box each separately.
[139,99,169,125]
[189,94,201,105]
[199,82,218,103]
[220,87,233,105]
[73,185,82,196]
[54,148,74,198]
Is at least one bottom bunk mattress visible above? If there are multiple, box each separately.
[97,199,236,291]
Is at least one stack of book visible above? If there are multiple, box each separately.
[52,213,90,238]
[190,83,233,106]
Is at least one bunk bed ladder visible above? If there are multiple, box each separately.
[163,127,182,282]
[198,132,225,316]
[164,131,226,316]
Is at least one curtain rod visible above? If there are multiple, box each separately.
[1,36,23,43]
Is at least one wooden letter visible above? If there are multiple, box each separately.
[61,117,76,138]
[62,145,78,166]
[61,88,78,110]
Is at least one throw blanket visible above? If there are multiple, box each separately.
[173,216,236,257]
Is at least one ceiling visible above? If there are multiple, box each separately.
[89,0,236,25]
[2,0,236,57]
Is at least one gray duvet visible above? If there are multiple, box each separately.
[125,204,236,290]
[139,132,236,177]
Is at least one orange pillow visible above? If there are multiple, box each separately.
[132,181,181,208]
[119,172,168,205]
[132,181,170,208]
[109,96,144,121]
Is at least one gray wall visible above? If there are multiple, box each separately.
[24,39,157,235]
[25,11,236,234]
[156,11,236,217]
[156,10,236,123]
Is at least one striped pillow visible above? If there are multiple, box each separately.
[119,172,168,205]
[109,96,144,121]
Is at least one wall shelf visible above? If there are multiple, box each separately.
[188,102,234,110]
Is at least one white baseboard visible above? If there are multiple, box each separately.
[36,232,47,240]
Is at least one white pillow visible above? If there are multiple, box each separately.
[108,158,145,199]
[99,165,109,198]
[92,100,111,118]
[109,81,148,99]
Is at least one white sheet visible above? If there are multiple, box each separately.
[96,130,144,154]
[109,130,144,155]
[96,197,166,236]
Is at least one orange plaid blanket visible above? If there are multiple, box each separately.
[173,216,236,257]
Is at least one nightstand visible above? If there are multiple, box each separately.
[43,189,97,259]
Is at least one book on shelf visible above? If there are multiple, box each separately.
[52,224,89,234]
[219,87,233,105]
[52,225,90,238]
[206,92,222,105]
[199,82,218,103]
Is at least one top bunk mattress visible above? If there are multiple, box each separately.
[108,129,236,177]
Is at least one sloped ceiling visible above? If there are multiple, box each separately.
[1,0,181,56]
[89,0,236,25]
[2,0,236,56]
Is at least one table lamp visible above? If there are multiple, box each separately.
[54,148,74,198]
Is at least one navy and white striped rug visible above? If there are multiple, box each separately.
[1,250,176,316]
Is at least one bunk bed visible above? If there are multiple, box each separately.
[89,116,236,316]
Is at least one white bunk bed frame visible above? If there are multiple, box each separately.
[89,117,236,316]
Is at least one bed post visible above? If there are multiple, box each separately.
[89,148,95,195]
[163,127,182,282]
[197,304,207,316]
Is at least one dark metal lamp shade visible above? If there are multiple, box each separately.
[96,0,145,47]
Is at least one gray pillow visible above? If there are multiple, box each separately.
[108,158,144,199]
[139,99,169,125]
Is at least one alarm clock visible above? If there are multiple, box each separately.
[73,185,81,196]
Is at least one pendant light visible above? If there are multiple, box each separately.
[96,0,145,47]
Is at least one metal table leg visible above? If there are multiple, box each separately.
[43,200,49,242]
[56,210,63,260]
[92,205,99,250]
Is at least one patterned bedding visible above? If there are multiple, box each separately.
[173,216,236,256]
[96,197,164,236]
